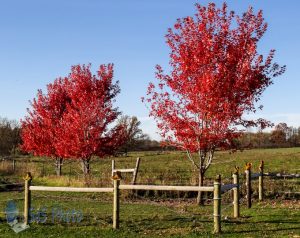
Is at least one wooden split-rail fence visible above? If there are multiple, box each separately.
[111,157,140,185]
[21,160,299,234]
[22,171,239,234]
[244,160,300,208]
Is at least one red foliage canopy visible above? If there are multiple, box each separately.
[21,77,69,157]
[55,64,124,160]
[21,64,125,161]
[144,3,285,154]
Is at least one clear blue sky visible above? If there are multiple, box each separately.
[0,0,299,140]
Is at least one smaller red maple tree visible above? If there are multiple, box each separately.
[55,64,125,174]
[21,64,125,175]
[143,3,285,204]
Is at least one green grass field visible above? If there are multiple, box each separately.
[0,148,299,237]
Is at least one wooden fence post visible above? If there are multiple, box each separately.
[24,172,32,225]
[259,160,264,201]
[111,160,115,177]
[131,157,140,185]
[232,167,240,218]
[245,163,252,208]
[112,171,121,229]
[213,174,221,234]
[12,159,16,172]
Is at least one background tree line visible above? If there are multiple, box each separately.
[0,115,161,158]
[0,117,21,157]
[1,117,300,159]
[236,122,300,149]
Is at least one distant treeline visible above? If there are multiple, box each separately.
[0,117,21,156]
[1,118,299,157]
[236,123,300,149]
[128,136,162,151]
[0,117,162,157]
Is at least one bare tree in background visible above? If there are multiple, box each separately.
[117,116,147,155]
[0,117,21,157]
[270,123,290,147]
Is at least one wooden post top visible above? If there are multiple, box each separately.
[245,162,252,171]
[23,172,32,181]
[233,166,240,174]
[259,160,264,171]
[112,171,122,180]
[214,174,221,183]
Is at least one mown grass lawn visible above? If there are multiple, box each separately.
[0,191,299,237]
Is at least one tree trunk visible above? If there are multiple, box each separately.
[81,158,90,175]
[55,158,63,176]
[197,170,205,205]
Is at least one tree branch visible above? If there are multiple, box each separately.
[204,149,214,171]
[186,150,199,169]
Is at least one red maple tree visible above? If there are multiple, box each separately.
[55,64,125,174]
[143,3,285,204]
[21,64,125,175]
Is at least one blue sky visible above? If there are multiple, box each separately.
[0,0,299,140]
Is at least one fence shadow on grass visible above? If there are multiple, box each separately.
[250,219,300,224]
[225,226,300,235]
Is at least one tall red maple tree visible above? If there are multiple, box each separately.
[143,3,285,204]
[21,64,125,175]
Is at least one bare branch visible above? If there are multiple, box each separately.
[186,150,199,169]
[204,149,214,171]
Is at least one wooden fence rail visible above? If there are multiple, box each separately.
[119,184,214,192]
[29,186,113,193]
